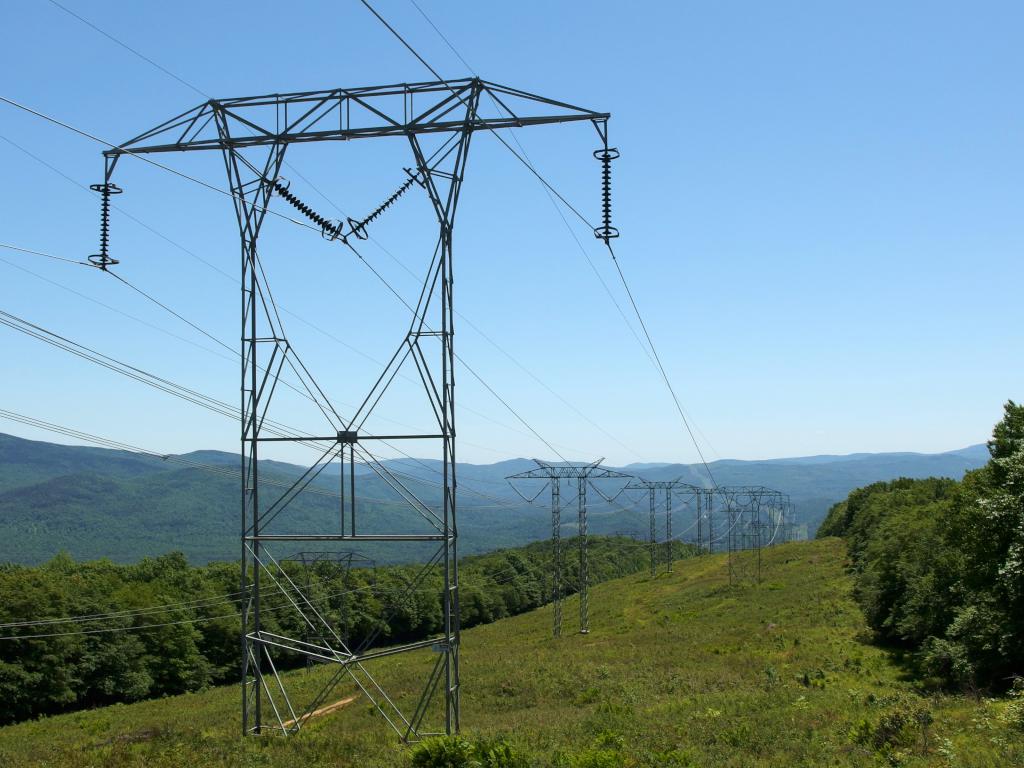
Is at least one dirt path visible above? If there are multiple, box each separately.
[283,694,358,729]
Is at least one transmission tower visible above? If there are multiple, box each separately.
[507,460,631,636]
[704,488,716,553]
[783,499,798,542]
[95,78,611,740]
[280,551,375,669]
[695,487,704,551]
[721,486,787,585]
[624,479,702,576]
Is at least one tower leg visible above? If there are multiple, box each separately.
[665,488,673,573]
[578,477,589,634]
[552,480,562,637]
[221,135,287,737]
[649,488,657,578]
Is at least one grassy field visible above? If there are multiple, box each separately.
[1,538,1020,767]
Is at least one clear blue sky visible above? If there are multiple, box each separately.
[0,0,1020,467]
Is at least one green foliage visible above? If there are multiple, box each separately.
[2,539,1023,767]
[409,736,526,768]
[410,736,477,767]
[0,536,672,725]
[1000,678,1024,731]
[0,432,994,564]
[473,737,528,768]
[819,400,1024,691]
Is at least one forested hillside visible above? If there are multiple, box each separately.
[819,401,1024,692]
[0,535,686,725]
[0,432,987,564]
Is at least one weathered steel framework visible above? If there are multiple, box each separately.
[699,488,716,553]
[719,486,789,585]
[507,460,631,636]
[279,551,375,667]
[624,479,703,575]
[98,78,609,739]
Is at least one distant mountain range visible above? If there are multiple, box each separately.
[0,432,988,564]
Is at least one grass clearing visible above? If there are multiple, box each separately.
[1,538,1020,767]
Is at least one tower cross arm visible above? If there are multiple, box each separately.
[103,78,610,157]
[625,479,704,491]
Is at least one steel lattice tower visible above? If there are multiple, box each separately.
[507,460,631,636]
[96,78,610,740]
[704,489,716,553]
[624,479,703,575]
[721,486,788,585]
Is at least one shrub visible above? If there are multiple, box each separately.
[410,736,476,768]
[475,737,528,768]
[410,736,527,768]
[1001,678,1024,731]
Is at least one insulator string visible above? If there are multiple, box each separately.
[272,180,345,241]
[347,170,419,240]
[88,181,122,269]
[592,146,619,244]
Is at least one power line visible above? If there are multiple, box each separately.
[371,0,725,490]
[0,97,583,464]
[45,0,207,99]
[1,253,528,502]
[107,269,234,355]
[0,556,580,642]
[3,2,618,464]
[0,131,235,281]
[0,96,277,217]
[32,0,722,483]
[1,245,564,494]
[0,528,658,637]
[404,0,655,460]
[0,408,522,516]
[0,253,232,360]
[605,241,721,489]
[0,132,565,455]
[0,590,245,629]
[0,242,90,267]
[0,555,550,632]
[359,0,593,232]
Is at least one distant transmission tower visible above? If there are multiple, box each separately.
[722,486,787,585]
[704,489,716,553]
[783,499,798,542]
[624,479,702,575]
[507,460,631,636]
[96,78,611,740]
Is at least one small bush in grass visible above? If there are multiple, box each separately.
[474,737,528,768]
[1001,678,1024,731]
[592,731,624,751]
[410,736,526,768]
[565,730,627,768]
[851,701,935,756]
[410,736,475,768]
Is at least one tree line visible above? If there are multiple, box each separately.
[0,535,693,724]
[818,401,1024,692]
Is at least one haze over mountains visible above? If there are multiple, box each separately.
[0,432,988,564]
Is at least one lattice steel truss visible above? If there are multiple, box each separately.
[623,479,703,576]
[507,460,631,636]
[278,551,375,668]
[719,486,789,585]
[97,78,609,739]
[699,488,716,553]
